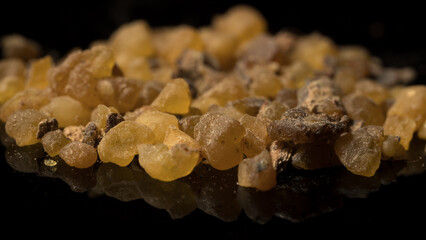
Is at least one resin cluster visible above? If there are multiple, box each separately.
[1,5,424,192]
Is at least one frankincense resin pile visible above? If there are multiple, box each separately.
[1,5,424,191]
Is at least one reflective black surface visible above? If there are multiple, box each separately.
[1,0,426,237]
[1,119,425,237]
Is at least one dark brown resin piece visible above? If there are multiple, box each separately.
[270,140,293,173]
[297,77,344,116]
[268,107,350,144]
[36,118,58,139]
[82,122,101,147]
[105,112,124,133]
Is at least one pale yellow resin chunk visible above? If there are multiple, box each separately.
[41,129,71,157]
[138,143,199,182]
[238,149,276,191]
[5,109,48,146]
[59,141,98,168]
[151,78,191,114]
[40,96,91,128]
[98,121,155,166]
[134,109,179,143]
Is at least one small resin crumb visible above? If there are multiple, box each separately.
[82,122,101,147]
[104,112,124,133]
[381,135,407,160]
[43,158,58,167]
[59,141,98,168]
[238,149,276,191]
[41,129,71,157]
[36,118,58,139]
[62,125,85,142]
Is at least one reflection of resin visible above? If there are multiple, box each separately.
[1,122,425,224]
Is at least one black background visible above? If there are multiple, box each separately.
[1,0,425,238]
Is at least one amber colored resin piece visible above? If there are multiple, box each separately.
[98,121,155,166]
[386,85,426,129]
[383,114,416,150]
[241,62,282,98]
[5,109,48,146]
[134,109,179,143]
[291,33,337,71]
[383,85,426,150]
[151,78,192,114]
[108,20,154,70]
[47,46,115,108]
[337,46,370,78]
[0,58,26,79]
[59,141,98,168]
[96,77,144,113]
[90,104,119,130]
[334,126,384,177]
[239,114,268,157]
[342,94,385,126]
[40,96,91,128]
[26,55,52,89]
[238,149,276,191]
[163,125,200,151]
[418,119,426,140]
[199,27,238,70]
[138,143,199,182]
[192,77,247,113]
[194,112,246,170]
[178,115,201,139]
[41,129,71,157]
[212,5,267,45]
[0,88,52,122]
[353,79,389,105]
[280,61,314,89]
[1,34,40,60]
[381,135,407,160]
[0,75,25,104]
[333,67,358,95]
[257,101,288,122]
[154,25,204,64]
